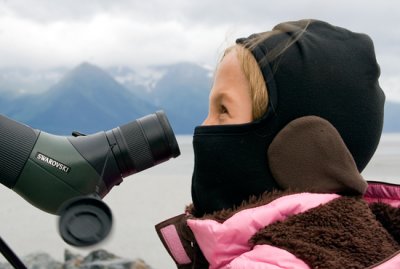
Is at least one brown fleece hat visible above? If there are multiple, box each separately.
[268,116,368,194]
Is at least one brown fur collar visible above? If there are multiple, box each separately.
[369,202,400,243]
[186,191,400,268]
[187,191,400,269]
[250,196,400,269]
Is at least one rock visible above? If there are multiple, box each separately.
[131,259,150,269]
[0,252,62,269]
[23,252,63,269]
[63,249,84,269]
[0,249,152,269]
[68,249,133,269]
[82,249,118,263]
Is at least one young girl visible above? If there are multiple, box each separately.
[156,19,400,269]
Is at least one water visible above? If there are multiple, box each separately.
[0,135,399,269]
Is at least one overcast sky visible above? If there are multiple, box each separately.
[0,0,399,100]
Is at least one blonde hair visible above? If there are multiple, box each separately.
[223,45,269,120]
[221,19,312,120]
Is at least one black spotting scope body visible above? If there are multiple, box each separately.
[0,111,180,214]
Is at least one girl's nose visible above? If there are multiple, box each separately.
[201,115,215,126]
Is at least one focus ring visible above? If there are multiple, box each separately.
[119,121,154,172]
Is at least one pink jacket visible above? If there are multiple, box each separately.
[156,182,400,269]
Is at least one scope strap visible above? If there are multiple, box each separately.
[0,236,27,269]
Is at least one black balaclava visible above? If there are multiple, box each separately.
[191,19,385,216]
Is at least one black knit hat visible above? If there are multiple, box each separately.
[237,19,385,171]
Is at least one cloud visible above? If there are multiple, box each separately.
[381,76,400,102]
[0,0,399,78]
[0,11,231,69]
[0,0,115,22]
[0,0,398,102]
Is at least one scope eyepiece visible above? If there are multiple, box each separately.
[106,111,180,177]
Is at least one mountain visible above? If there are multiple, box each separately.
[149,63,211,133]
[109,63,212,133]
[0,67,66,95]
[1,63,399,135]
[384,101,400,133]
[0,62,212,135]
[4,63,157,135]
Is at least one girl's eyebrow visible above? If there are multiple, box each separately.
[211,90,233,104]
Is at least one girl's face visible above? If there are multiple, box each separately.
[202,48,253,126]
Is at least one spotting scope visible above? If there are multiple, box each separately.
[0,111,180,246]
